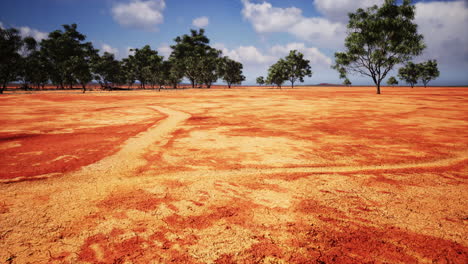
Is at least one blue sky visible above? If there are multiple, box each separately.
[1,0,467,85]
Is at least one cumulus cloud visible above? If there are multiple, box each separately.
[157,43,172,58]
[241,0,345,48]
[415,0,468,66]
[214,43,275,65]
[112,0,166,31]
[314,0,383,22]
[101,44,119,56]
[18,26,48,41]
[269,43,332,67]
[192,16,209,28]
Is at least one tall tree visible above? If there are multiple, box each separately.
[418,60,439,88]
[386,76,398,87]
[163,59,184,89]
[284,50,312,88]
[0,27,23,94]
[398,62,420,88]
[170,29,212,88]
[332,0,425,94]
[93,52,124,90]
[198,49,221,88]
[219,56,245,88]
[40,24,96,90]
[128,45,162,89]
[266,59,288,89]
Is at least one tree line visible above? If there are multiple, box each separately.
[1,1,441,95]
[0,25,246,94]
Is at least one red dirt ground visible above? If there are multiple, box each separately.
[0,86,467,263]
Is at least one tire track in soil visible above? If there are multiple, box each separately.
[0,106,192,262]
[0,106,191,184]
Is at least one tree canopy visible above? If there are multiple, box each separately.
[386,76,398,86]
[398,62,420,88]
[419,60,439,88]
[332,0,425,94]
[283,50,312,88]
[219,57,245,88]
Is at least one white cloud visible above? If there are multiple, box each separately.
[112,0,166,31]
[415,0,468,65]
[192,16,209,28]
[314,0,383,22]
[269,43,332,67]
[18,26,48,41]
[215,43,275,64]
[0,22,4,29]
[157,43,172,58]
[126,47,135,56]
[241,0,345,48]
[101,44,119,56]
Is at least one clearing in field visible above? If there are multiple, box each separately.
[0,87,467,263]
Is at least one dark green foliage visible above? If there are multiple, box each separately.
[256,76,265,86]
[266,59,288,89]
[332,0,425,94]
[127,45,162,89]
[92,52,125,90]
[343,78,352,86]
[419,60,439,87]
[386,76,398,86]
[40,24,98,92]
[283,50,312,88]
[219,57,245,88]
[398,62,419,88]
[0,27,23,93]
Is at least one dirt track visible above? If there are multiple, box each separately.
[0,87,467,263]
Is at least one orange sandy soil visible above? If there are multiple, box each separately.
[0,86,467,263]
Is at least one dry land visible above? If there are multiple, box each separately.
[0,86,467,263]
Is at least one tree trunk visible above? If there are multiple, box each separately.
[190,79,195,88]
[0,84,6,94]
[291,81,294,89]
[82,84,86,94]
[228,83,231,89]
[376,82,381,94]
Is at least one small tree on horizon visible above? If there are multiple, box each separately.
[219,56,245,88]
[256,76,265,86]
[398,62,420,88]
[343,78,352,86]
[266,59,288,89]
[387,76,398,87]
[284,50,312,88]
[419,60,439,88]
[332,0,425,94]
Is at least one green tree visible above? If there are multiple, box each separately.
[40,24,95,90]
[0,27,24,94]
[386,76,398,87]
[122,57,137,88]
[163,59,184,89]
[170,29,212,88]
[398,62,420,88]
[332,0,425,94]
[266,59,288,89]
[93,52,124,90]
[343,78,352,86]
[128,45,162,89]
[284,50,312,88]
[418,60,439,88]
[256,76,265,86]
[198,50,221,88]
[219,57,245,88]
